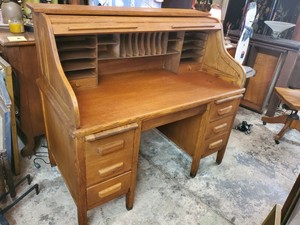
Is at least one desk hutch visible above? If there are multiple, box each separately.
[29,3,246,225]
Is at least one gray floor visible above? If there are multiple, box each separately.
[3,107,300,225]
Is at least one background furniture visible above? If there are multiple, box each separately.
[262,173,300,225]
[0,56,19,175]
[0,30,45,157]
[229,31,300,115]
[0,57,39,225]
[262,87,300,144]
[29,3,245,225]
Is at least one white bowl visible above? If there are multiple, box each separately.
[264,21,295,38]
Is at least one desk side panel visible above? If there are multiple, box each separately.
[39,85,84,206]
[201,31,246,88]
[32,12,80,128]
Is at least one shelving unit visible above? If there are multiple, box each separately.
[181,31,208,62]
[56,35,97,90]
[55,31,208,90]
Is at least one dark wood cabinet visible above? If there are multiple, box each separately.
[229,30,300,115]
[0,30,45,157]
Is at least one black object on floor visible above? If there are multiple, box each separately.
[236,121,253,134]
[0,169,39,225]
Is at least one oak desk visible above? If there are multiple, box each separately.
[29,3,246,225]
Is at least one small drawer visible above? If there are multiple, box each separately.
[86,150,133,186]
[202,133,229,158]
[209,96,241,122]
[87,171,131,210]
[85,129,135,163]
[85,129,135,186]
[205,116,233,140]
[69,76,98,91]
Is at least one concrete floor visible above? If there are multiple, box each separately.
[3,107,300,225]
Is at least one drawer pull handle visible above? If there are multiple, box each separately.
[85,123,138,142]
[213,123,228,134]
[98,183,122,199]
[98,162,124,177]
[217,106,232,116]
[171,25,215,29]
[69,26,138,31]
[215,94,243,104]
[97,140,125,156]
[209,139,223,150]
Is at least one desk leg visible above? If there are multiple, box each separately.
[126,123,141,210]
[77,207,88,225]
[216,147,226,164]
[190,158,201,178]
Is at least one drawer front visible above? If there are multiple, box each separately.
[87,171,131,210]
[205,116,233,140]
[85,129,135,186]
[69,76,98,91]
[209,96,241,122]
[202,133,229,158]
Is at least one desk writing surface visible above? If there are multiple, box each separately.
[76,69,243,131]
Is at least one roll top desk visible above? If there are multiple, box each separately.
[28,3,246,225]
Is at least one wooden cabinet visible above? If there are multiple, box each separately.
[229,30,300,114]
[29,3,245,225]
[0,31,45,157]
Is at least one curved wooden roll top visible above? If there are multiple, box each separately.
[29,3,245,132]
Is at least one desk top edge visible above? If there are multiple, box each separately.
[27,3,212,18]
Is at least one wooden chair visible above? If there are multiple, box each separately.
[262,87,300,144]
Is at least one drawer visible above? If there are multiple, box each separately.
[69,76,98,91]
[85,127,136,186]
[202,133,229,158]
[205,116,233,140]
[87,171,131,210]
[209,95,241,122]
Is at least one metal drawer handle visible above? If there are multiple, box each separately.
[98,162,124,177]
[209,139,223,150]
[98,183,122,199]
[217,106,232,116]
[213,123,228,134]
[97,140,125,156]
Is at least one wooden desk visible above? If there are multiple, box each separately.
[0,30,45,156]
[29,3,246,225]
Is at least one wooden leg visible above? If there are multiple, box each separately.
[20,134,36,157]
[48,150,57,167]
[262,115,288,125]
[275,118,292,142]
[216,147,226,164]
[77,207,88,225]
[190,157,200,178]
[126,189,134,210]
[290,120,300,132]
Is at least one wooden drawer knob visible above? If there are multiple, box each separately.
[217,106,232,116]
[209,139,223,150]
[97,140,125,156]
[98,183,122,199]
[98,162,124,177]
[213,123,228,134]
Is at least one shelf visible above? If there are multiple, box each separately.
[59,49,96,61]
[65,69,97,80]
[61,59,96,72]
